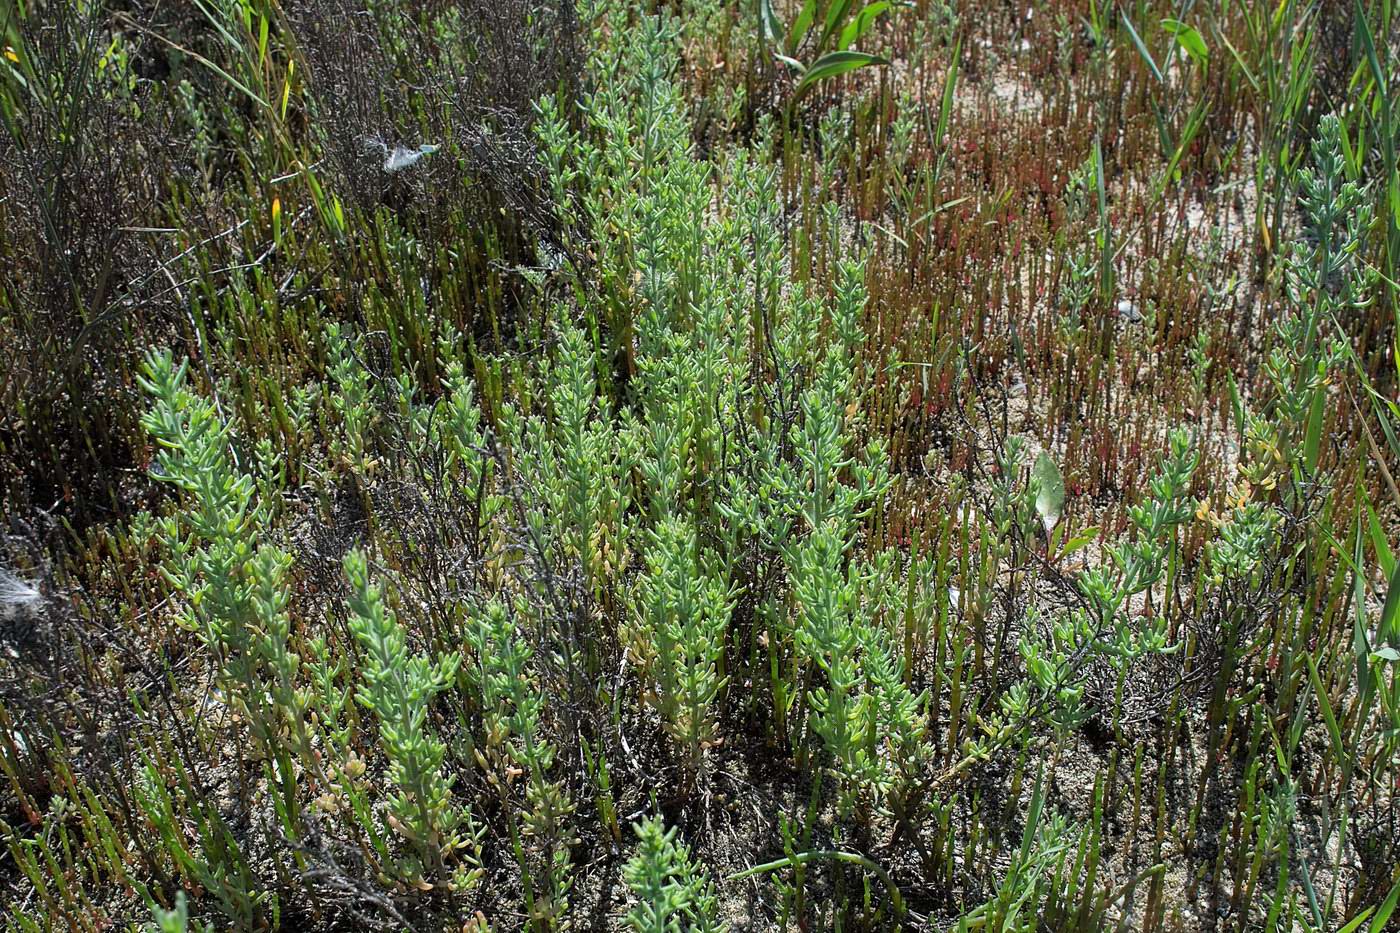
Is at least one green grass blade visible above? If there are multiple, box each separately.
[1306,654,1345,764]
[1122,11,1164,82]
[793,50,887,99]
[838,1,890,50]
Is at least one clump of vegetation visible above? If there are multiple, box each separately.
[2,0,1400,930]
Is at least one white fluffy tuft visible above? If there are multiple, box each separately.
[0,567,42,623]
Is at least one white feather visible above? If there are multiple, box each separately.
[356,136,440,174]
[383,143,439,174]
[0,567,41,623]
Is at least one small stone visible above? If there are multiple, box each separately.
[1116,298,1144,323]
